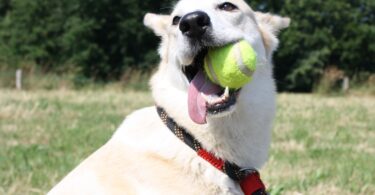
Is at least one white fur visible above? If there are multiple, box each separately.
[49,0,289,194]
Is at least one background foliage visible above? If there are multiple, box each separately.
[0,0,374,91]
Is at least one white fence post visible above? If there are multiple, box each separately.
[16,69,22,90]
[342,76,349,92]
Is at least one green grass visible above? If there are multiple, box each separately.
[0,90,374,194]
[266,94,375,195]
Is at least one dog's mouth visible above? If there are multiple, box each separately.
[183,48,240,124]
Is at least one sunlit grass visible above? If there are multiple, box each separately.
[0,89,153,194]
[0,90,374,194]
[266,94,375,195]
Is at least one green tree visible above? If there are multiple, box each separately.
[0,0,172,79]
[249,0,375,91]
[0,0,74,69]
[64,0,171,80]
[0,0,10,18]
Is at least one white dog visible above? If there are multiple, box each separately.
[49,0,289,194]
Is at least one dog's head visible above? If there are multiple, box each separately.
[144,0,289,127]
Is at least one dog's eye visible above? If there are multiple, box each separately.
[218,2,238,12]
[172,16,181,25]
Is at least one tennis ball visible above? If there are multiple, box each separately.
[204,40,257,89]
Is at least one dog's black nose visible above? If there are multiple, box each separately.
[179,11,211,38]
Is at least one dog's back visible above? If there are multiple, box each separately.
[49,107,225,194]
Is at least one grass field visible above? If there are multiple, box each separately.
[0,89,374,195]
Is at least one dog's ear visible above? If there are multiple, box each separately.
[255,12,290,36]
[254,12,290,57]
[144,13,170,37]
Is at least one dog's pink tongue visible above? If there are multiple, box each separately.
[188,70,221,124]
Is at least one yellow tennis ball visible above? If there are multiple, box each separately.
[204,40,257,89]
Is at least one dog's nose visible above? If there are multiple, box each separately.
[179,11,211,38]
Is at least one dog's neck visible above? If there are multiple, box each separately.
[151,62,275,169]
[156,106,267,194]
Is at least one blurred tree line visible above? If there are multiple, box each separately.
[249,0,375,91]
[0,0,374,91]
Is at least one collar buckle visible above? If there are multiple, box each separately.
[239,168,258,176]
